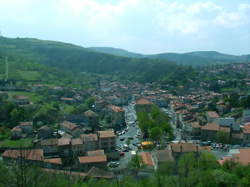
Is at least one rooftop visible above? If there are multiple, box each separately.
[60,121,78,131]
[41,139,58,146]
[71,138,83,145]
[109,105,124,112]
[78,155,107,164]
[140,152,154,166]
[201,123,220,131]
[136,98,153,105]
[170,143,200,153]
[98,130,116,139]
[58,138,71,146]
[44,158,62,165]
[3,149,44,161]
[206,111,219,118]
[81,134,98,142]
[87,150,105,156]
[243,123,250,134]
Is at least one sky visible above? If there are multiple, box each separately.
[0,0,250,55]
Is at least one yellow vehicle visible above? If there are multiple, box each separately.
[141,141,153,149]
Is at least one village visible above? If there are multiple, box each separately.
[0,62,250,179]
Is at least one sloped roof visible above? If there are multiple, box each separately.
[201,123,219,131]
[98,130,116,138]
[140,152,154,166]
[170,143,200,153]
[136,98,153,105]
[44,158,62,165]
[78,155,107,164]
[3,149,44,161]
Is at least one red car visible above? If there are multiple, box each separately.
[120,152,125,156]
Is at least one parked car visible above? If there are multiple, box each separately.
[120,152,125,156]
[108,162,119,168]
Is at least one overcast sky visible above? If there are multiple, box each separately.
[0,0,250,55]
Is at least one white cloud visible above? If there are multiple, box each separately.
[0,0,249,54]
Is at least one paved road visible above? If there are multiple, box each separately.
[161,108,182,141]
[114,101,141,169]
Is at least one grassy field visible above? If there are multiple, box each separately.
[0,138,33,148]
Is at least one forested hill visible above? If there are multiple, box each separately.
[89,47,250,66]
[0,37,196,83]
[88,47,143,58]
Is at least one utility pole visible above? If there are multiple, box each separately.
[5,57,8,82]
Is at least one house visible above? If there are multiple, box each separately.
[60,121,82,137]
[93,99,107,112]
[140,152,155,171]
[201,122,231,142]
[81,134,98,152]
[135,98,153,112]
[201,123,220,141]
[38,125,53,139]
[58,138,71,156]
[41,139,58,155]
[11,126,22,139]
[19,122,33,135]
[60,97,75,104]
[98,130,116,152]
[243,123,250,144]
[106,105,125,130]
[206,111,219,123]
[170,143,200,159]
[87,150,105,156]
[219,149,250,166]
[71,138,84,156]
[78,155,107,171]
[43,158,63,169]
[84,110,99,130]
[3,149,44,165]
[13,95,29,105]
[215,117,240,131]
[190,122,201,137]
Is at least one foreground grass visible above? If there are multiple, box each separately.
[0,138,33,148]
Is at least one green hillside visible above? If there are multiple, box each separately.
[0,37,196,83]
[88,47,250,66]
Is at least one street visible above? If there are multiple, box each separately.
[114,100,141,169]
[161,108,182,141]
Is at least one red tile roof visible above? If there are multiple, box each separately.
[3,149,44,161]
[58,138,71,146]
[60,121,78,131]
[98,130,116,139]
[206,111,219,118]
[109,105,124,112]
[136,98,153,105]
[87,150,105,156]
[170,143,200,153]
[243,123,250,134]
[140,152,154,166]
[220,149,250,166]
[44,158,62,165]
[201,123,219,131]
[78,155,107,164]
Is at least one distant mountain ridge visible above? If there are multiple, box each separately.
[89,47,250,66]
